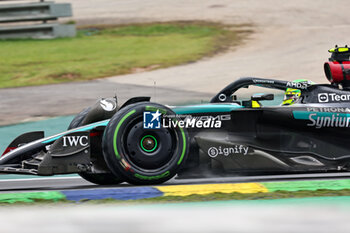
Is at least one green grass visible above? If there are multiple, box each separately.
[0,22,246,88]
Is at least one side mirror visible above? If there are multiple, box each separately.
[251,93,274,101]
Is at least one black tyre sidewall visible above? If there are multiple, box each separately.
[68,107,91,130]
[102,102,189,185]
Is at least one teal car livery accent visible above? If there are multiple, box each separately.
[173,104,243,115]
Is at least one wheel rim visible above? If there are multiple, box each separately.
[140,135,158,153]
[124,121,175,170]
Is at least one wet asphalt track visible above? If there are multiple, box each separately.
[2,172,350,193]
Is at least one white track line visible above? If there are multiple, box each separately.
[0,176,82,182]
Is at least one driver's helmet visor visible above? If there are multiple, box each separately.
[284,91,300,100]
[282,89,301,105]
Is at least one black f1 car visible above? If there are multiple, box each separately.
[1,46,350,185]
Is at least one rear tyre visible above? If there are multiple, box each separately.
[102,102,189,185]
[68,102,123,185]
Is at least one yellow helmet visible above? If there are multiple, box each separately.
[282,79,315,106]
[282,88,301,106]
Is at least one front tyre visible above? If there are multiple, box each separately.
[102,102,189,185]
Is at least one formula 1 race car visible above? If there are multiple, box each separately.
[1,46,350,185]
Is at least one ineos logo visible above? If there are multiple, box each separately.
[63,136,88,147]
[318,93,329,103]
